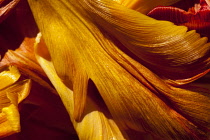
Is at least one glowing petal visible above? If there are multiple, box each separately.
[29,0,210,139]
[82,0,210,80]
[0,66,31,138]
[0,66,20,89]
[34,34,125,140]
[0,104,20,138]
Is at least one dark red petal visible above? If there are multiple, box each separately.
[147,7,189,24]
[171,0,199,11]
[148,0,210,40]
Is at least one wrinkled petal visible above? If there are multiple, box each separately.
[28,0,210,139]
[0,37,56,95]
[147,0,210,41]
[0,66,31,138]
[0,104,20,138]
[0,66,20,89]
[115,0,181,14]
[81,0,210,80]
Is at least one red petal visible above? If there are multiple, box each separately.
[148,0,210,40]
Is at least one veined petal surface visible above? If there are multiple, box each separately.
[29,0,210,139]
[0,66,31,138]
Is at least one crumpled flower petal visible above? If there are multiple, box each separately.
[0,66,31,138]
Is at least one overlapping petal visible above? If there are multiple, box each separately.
[28,0,210,139]
[34,35,125,140]
[0,66,31,138]
[116,0,181,14]
[81,0,210,81]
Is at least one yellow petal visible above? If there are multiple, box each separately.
[6,79,31,105]
[0,104,20,138]
[34,35,126,140]
[0,66,31,138]
[0,79,31,108]
[82,0,210,80]
[0,66,20,89]
[0,38,57,95]
[73,69,89,121]
[29,0,210,139]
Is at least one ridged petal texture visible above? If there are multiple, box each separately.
[0,66,31,138]
[34,35,125,140]
[28,0,210,139]
[115,0,181,14]
[81,0,210,81]
[148,0,210,41]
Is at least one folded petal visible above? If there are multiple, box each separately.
[0,66,31,138]
[29,0,210,139]
[0,66,20,89]
[116,0,181,14]
[0,104,20,138]
[81,0,210,80]
[34,35,126,140]
[0,37,57,95]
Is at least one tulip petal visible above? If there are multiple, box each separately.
[0,66,20,89]
[0,104,20,138]
[34,34,126,140]
[29,0,210,139]
[82,0,210,80]
[116,0,181,14]
[73,69,89,121]
[0,66,31,138]
[0,38,57,95]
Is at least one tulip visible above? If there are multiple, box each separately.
[1,0,210,139]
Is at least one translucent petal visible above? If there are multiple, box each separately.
[0,66,20,90]
[0,66,31,138]
[82,0,210,80]
[34,35,125,140]
[29,0,210,139]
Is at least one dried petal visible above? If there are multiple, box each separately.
[0,66,31,138]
